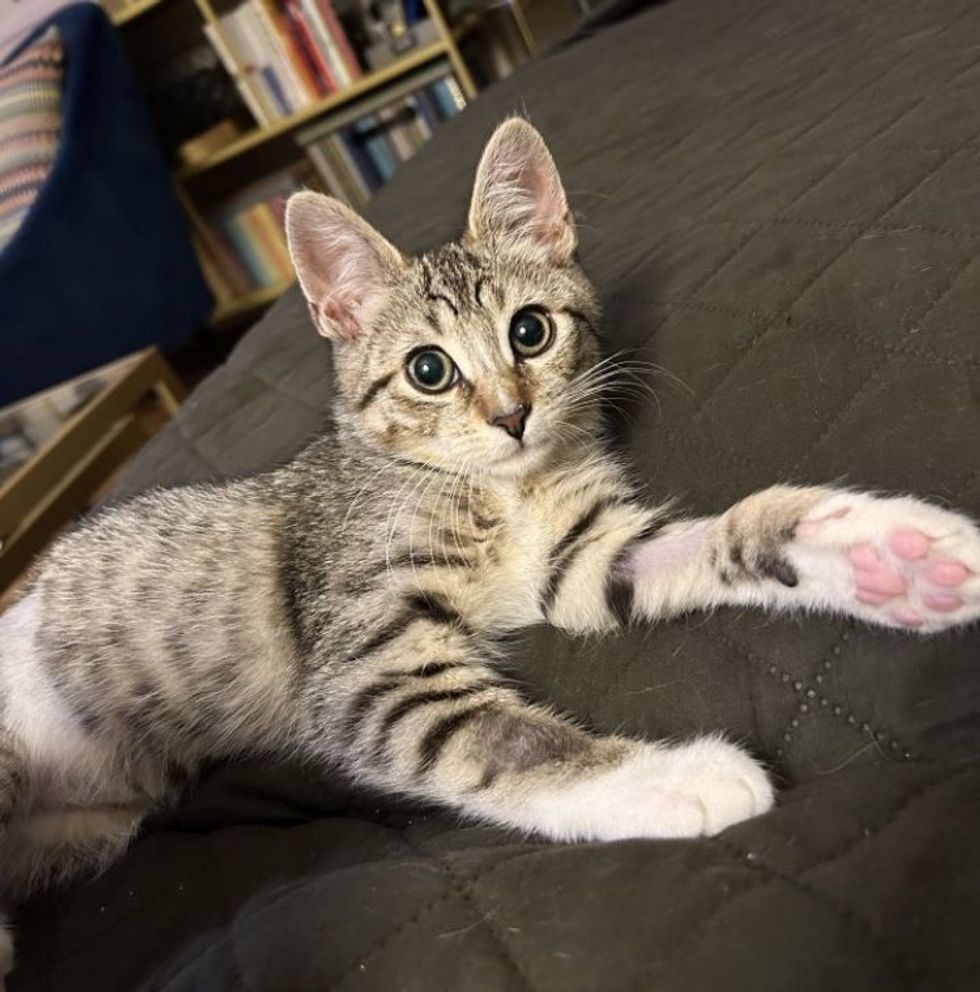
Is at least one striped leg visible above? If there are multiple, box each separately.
[609,486,980,634]
[317,593,772,839]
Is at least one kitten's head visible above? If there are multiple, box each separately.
[286,118,602,479]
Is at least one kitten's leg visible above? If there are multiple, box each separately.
[319,601,772,838]
[622,487,980,633]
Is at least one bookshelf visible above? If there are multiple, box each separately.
[110,0,169,27]
[178,39,450,176]
[109,0,478,325]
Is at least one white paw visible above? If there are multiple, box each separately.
[521,737,774,841]
[788,493,980,633]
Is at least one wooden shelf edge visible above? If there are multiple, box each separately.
[179,40,450,178]
[111,0,166,27]
[211,279,294,324]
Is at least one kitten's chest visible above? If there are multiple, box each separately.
[451,476,608,627]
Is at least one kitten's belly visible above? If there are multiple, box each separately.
[0,593,126,804]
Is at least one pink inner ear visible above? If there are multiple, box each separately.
[318,299,362,341]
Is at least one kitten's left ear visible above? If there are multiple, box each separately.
[285,191,406,342]
[467,117,576,264]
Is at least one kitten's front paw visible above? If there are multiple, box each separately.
[789,493,980,633]
[524,737,774,841]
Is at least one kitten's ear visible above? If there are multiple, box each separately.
[285,191,405,341]
[467,117,576,264]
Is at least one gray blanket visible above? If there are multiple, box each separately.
[14,0,980,988]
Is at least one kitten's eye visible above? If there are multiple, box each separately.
[509,308,554,358]
[406,348,457,393]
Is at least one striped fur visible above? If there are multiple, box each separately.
[2,120,978,977]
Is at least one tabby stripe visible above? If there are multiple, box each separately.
[541,497,618,612]
[417,702,495,776]
[371,681,494,762]
[561,308,600,340]
[340,676,406,743]
[383,660,465,679]
[427,292,459,318]
[406,591,468,629]
[350,592,467,662]
[383,551,474,571]
[358,373,394,411]
[605,518,666,626]
[352,614,419,661]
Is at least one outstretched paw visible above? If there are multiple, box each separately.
[791,494,980,633]
[523,737,774,841]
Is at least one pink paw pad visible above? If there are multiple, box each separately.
[925,560,971,587]
[854,567,908,597]
[856,589,892,606]
[891,606,924,628]
[923,592,963,613]
[848,544,882,570]
[888,528,931,560]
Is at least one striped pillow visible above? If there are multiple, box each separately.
[0,28,64,253]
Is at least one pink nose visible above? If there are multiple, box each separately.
[490,404,530,440]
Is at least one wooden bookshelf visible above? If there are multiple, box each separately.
[211,278,295,323]
[111,0,168,26]
[113,0,477,326]
[178,39,451,177]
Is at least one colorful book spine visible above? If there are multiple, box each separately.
[428,78,457,120]
[334,131,379,195]
[355,116,396,182]
[280,0,331,96]
[222,213,278,287]
[315,0,362,81]
[243,203,293,280]
[250,0,308,111]
[260,65,291,117]
[300,0,350,88]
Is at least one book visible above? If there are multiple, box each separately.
[305,143,352,205]
[315,0,362,81]
[218,8,279,122]
[203,22,271,126]
[201,164,314,296]
[260,64,292,117]
[300,0,350,89]
[241,203,293,281]
[223,212,278,287]
[353,115,396,182]
[279,0,331,96]
[250,0,309,111]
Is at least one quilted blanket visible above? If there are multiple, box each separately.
[13,0,980,988]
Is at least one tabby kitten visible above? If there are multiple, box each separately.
[1,119,978,983]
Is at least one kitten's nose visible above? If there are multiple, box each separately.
[490,404,530,441]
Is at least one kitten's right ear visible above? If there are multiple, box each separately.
[285,191,405,342]
[467,117,576,264]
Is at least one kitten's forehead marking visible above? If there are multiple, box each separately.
[420,244,489,319]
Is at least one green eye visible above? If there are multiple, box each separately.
[509,308,553,358]
[407,347,456,393]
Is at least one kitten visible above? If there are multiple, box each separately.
[0,118,978,984]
